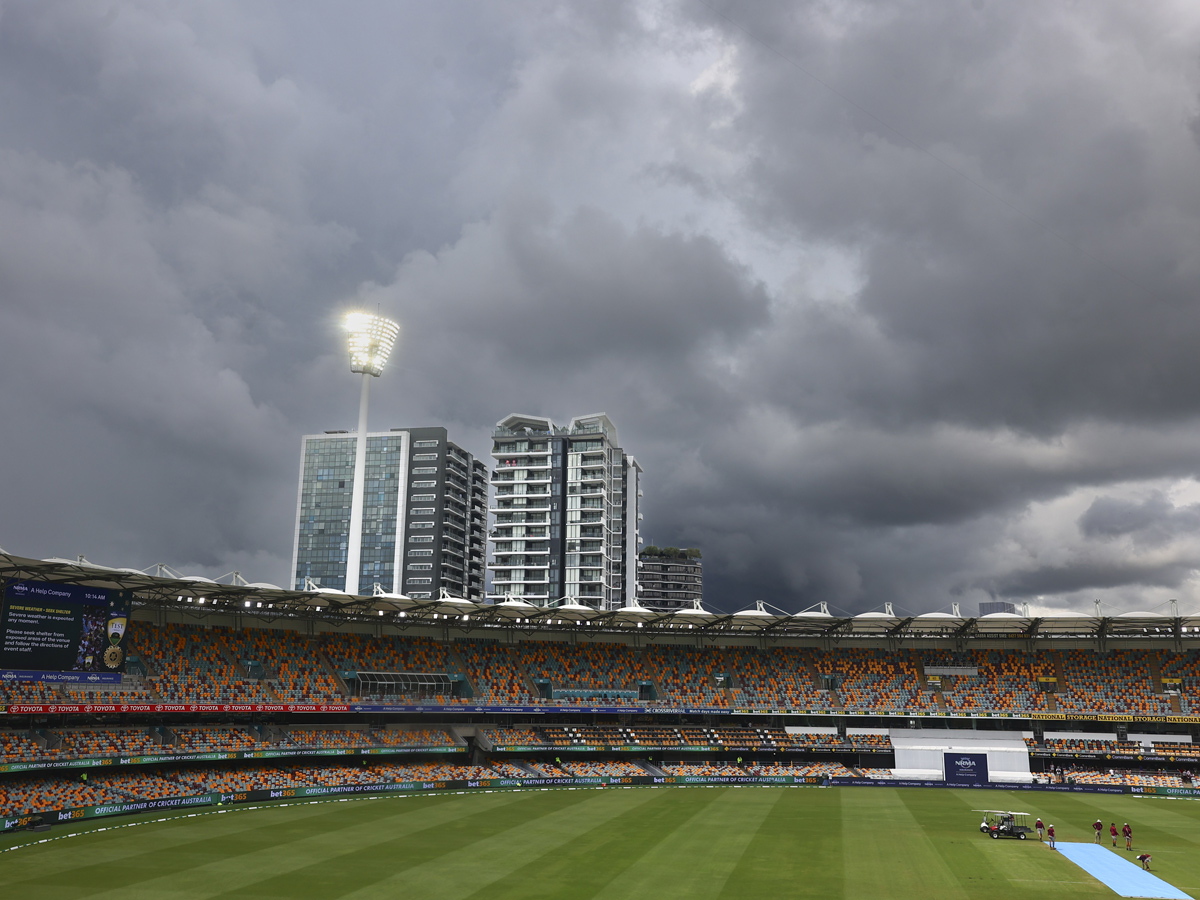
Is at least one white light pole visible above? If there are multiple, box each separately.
[343,312,399,596]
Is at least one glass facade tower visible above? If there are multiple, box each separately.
[291,427,487,598]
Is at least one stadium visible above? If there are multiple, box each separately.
[3,552,1200,898]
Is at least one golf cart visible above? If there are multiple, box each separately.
[975,810,1033,840]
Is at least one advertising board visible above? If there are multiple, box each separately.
[944,752,989,785]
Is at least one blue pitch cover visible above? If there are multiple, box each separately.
[1054,843,1192,899]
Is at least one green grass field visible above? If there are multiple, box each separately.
[3,786,1200,899]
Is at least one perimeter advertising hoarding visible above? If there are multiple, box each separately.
[944,752,989,785]
[5,776,1159,834]
[4,698,1200,725]
[829,778,1131,795]
[0,669,122,685]
[0,580,130,674]
[0,744,465,774]
[2,776,827,831]
[0,702,737,715]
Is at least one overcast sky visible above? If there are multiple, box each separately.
[4,1,1200,615]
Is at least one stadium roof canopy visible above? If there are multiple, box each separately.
[2,553,1198,646]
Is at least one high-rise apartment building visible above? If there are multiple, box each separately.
[291,427,487,599]
[636,548,703,611]
[488,413,642,609]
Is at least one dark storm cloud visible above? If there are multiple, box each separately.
[4,0,1200,613]
[363,202,768,363]
[692,0,1200,436]
[1080,492,1200,546]
[987,559,1197,600]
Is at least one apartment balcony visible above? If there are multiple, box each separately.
[490,498,551,513]
[494,457,551,469]
[494,512,549,525]
[492,558,551,569]
[489,525,548,537]
[568,485,605,496]
[491,573,550,585]
[491,538,550,550]
[496,483,551,497]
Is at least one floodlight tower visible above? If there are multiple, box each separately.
[343,312,399,595]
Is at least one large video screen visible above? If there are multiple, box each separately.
[0,580,130,674]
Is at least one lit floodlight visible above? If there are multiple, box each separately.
[345,312,399,377]
[341,310,399,596]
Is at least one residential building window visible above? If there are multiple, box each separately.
[407,549,433,557]
[412,480,436,488]
[413,440,439,448]
[412,467,437,474]
[409,535,434,543]
[412,453,438,461]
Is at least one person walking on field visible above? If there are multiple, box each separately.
[1047,824,1056,849]
[1093,819,1103,843]
[1123,823,1132,851]
[1035,817,1045,841]
[1110,823,1118,847]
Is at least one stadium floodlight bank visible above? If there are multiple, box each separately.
[342,312,399,597]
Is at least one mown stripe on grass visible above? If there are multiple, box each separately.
[0,797,360,891]
[457,784,729,900]
[331,787,666,900]
[35,791,537,900]
[583,787,781,900]
[718,786,842,898]
[840,787,972,900]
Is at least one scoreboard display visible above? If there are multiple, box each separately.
[0,580,130,674]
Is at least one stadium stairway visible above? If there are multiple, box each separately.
[1052,651,1068,690]
[913,658,929,690]
[222,643,284,702]
[446,645,478,699]
[914,658,949,712]
[316,650,351,699]
[1149,654,1165,694]
[517,656,539,701]
[637,760,666,777]
[132,652,163,698]
[803,657,824,694]
[828,686,845,711]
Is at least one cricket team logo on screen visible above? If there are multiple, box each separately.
[104,614,128,669]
